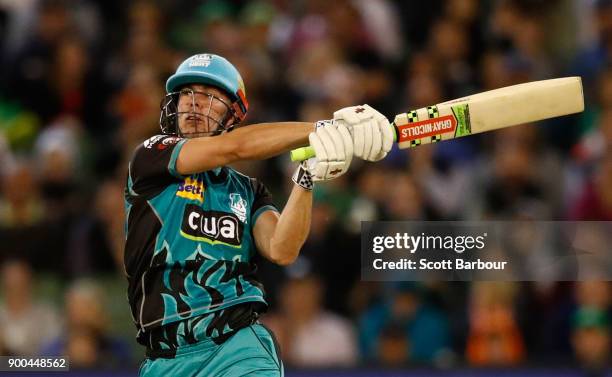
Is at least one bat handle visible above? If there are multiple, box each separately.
[290,146,315,162]
[289,122,399,162]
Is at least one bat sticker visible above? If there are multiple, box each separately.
[452,104,472,138]
[396,114,457,142]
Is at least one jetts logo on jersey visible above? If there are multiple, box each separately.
[180,205,243,246]
[176,176,205,202]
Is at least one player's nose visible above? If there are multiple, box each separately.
[193,97,212,111]
[189,99,201,110]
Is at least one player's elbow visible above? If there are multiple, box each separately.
[271,253,298,266]
[264,224,308,266]
[267,245,300,266]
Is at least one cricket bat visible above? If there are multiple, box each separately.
[290,77,584,161]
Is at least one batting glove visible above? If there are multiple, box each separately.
[333,104,394,162]
[292,120,353,189]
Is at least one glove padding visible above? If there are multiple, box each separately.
[306,120,353,181]
[333,104,394,162]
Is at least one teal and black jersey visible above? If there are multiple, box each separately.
[124,134,278,345]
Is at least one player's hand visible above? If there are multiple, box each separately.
[292,120,353,189]
[333,104,393,162]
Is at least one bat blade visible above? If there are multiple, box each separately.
[394,76,584,149]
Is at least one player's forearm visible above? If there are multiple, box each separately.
[267,185,312,265]
[233,122,314,160]
[177,122,313,174]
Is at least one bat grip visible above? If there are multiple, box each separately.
[290,146,315,162]
[290,122,399,162]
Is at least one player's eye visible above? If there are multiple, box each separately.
[179,89,195,97]
[192,91,214,99]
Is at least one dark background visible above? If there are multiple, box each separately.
[0,0,610,374]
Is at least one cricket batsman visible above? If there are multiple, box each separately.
[124,53,393,376]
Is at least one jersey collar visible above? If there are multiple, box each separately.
[207,166,228,184]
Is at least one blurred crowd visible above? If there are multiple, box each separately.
[0,0,610,372]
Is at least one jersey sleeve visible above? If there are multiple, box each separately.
[250,178,279,224]
[127,135,187,199]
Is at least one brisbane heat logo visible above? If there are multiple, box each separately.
[180,205,243,247]
[176,176,205,202]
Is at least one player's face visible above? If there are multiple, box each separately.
[176,84,233,138]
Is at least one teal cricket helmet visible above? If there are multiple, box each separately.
[160,54,248,135]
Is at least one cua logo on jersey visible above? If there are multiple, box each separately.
[180,205,243,247]
[229,193,247,223]
[176,176,205,202]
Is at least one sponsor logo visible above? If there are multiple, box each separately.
[156,136,181,150]
[314,119,334,129]
[189,54,213,67]
[143,135,165,148]
[397,114,457,142]
[180,205,243,246]
[176,176,205,202]
[229,193,247,223]
[144,135,182,150]
[162,137,181,145]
